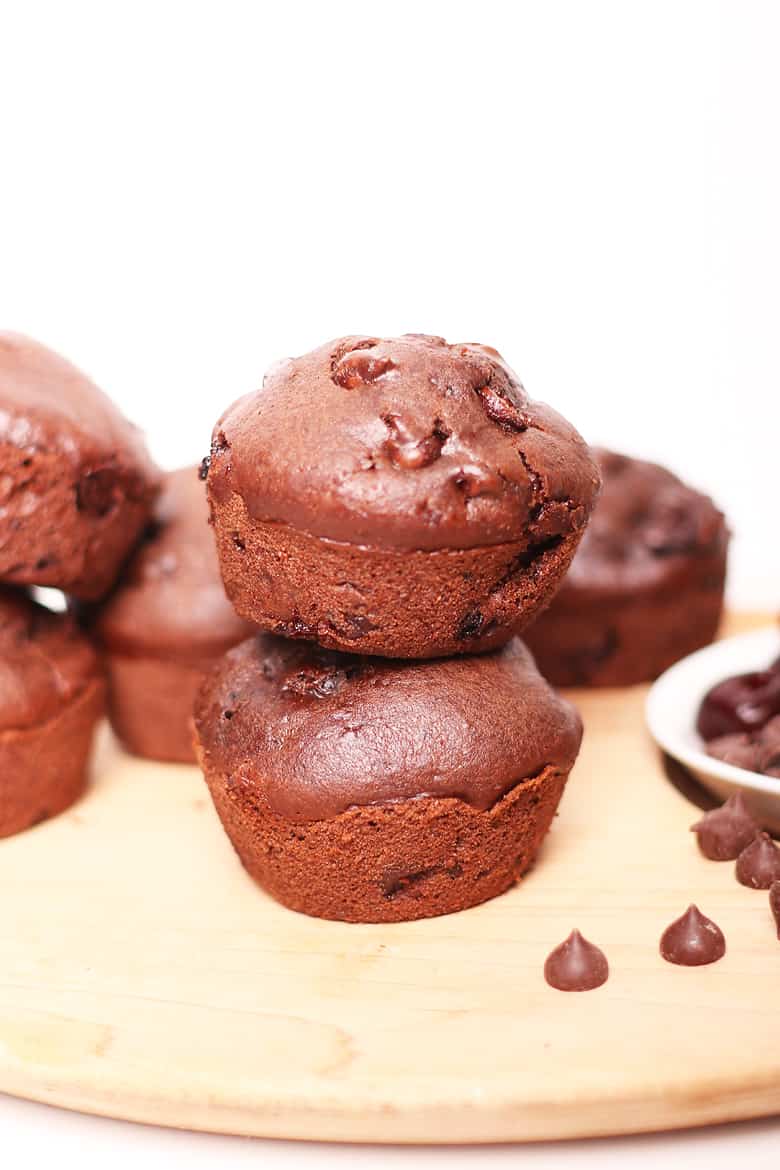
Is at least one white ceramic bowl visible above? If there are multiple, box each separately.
[646,625,780,831]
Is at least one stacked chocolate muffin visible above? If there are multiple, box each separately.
[0,332,159,835]
[194,334,601,922]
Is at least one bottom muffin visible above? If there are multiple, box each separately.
[0,588,105,837]
[193,635,582,922]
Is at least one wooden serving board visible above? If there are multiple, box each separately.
[0,614,778,1144]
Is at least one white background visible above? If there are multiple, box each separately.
[1,1,778,1167]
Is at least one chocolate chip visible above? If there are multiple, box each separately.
[473,378,530,433]
[456,609,485,641]
[544,930,609,991]
[273,615,316,640]
[282,666,347,699]
[690,792,759,861]
[514,534,563,573]
[337,613,379,640]
[382,414,449,470]
[660,905,726,965]
[75,468,119,517]
[736,832,780,889]
[333,350,395,389]
[198,455,211,481]
[697,670,780,740]
[210,430,229,463]
[140,519,163,545]
[453,463,503,499]
[770,881,780,939]
[382,862,463,899]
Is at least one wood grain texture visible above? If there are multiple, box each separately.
[0,613,777,1143]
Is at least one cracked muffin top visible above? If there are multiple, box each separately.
[207,334,600,551]
[560,449,728,596]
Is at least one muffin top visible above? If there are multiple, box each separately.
[194,634,583,822]
[560,449,728,597]
[207,334,600,551]
[95,467,253,661]
[0,588,102,731]
[0,332,158,479]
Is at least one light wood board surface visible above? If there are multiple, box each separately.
[0,614,778,1144]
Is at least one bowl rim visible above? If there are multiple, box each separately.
[645,623,780,797]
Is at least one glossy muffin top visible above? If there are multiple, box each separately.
[206,334,600,551]
[194,633,583,822]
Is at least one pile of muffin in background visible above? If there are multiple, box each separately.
[0,331,730,923]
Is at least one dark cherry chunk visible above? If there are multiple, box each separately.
[690,792,759,861]
[543,930,609,991]
[660,905,725,966]
[735,832,780,889]
[697,670,780,740]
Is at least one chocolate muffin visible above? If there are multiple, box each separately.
[0,332,159,599]
[524,450,728,686]
[92,467,254,762]
[0,587,105,837]
[204,334,600,659]
[193,635,583,922]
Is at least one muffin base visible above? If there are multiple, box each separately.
[0,678,105,838]
[210,491,582,659]
[525,574,726,687]
[105,654,207,763]
[198,751,569,922]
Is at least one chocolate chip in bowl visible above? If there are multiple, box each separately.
[646,623,780,832]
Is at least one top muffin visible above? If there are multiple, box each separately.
[0,333,159,600]
[211,334,597,549]
[205,334,600,659]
